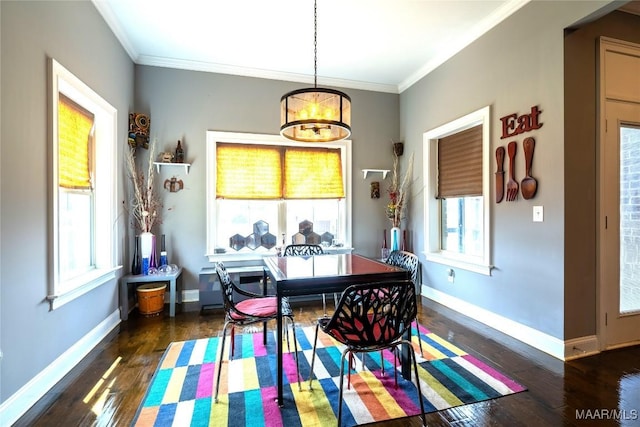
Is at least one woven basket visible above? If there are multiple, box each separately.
[137,283,166,316]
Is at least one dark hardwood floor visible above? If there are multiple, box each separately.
[14,297,640,426]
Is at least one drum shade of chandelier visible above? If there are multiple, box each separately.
[280,0,351,143]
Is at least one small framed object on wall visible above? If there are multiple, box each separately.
[371,181,380,199]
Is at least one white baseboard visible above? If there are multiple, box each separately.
[422,285,567,360]
[182,289,199,303]
[0,310,121,426]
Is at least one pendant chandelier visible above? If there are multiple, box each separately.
[280,0,351,143]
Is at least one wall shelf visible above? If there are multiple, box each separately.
[361,169,390,179]
[153,162,191,174]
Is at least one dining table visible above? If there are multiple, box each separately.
[263,253,412,407]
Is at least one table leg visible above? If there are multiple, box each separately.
[169,278,176,317]
[263,273,268,344]
[276,293,284,406]
[401,326,411,379]
[262,270,268,296]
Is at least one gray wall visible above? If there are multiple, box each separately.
[132,66,399,287]
[400,0,613,341]
[1,0,133,405]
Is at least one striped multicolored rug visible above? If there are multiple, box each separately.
[132,325,526,426]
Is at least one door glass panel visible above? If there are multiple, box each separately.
[619,124,640,314]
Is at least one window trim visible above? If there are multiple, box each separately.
[205,131,352,261]
[422,106,492,275]
[48,58,120,309]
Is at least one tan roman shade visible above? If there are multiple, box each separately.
[216,143,344,200]
[437,124,482,198]
[58,94,94,190]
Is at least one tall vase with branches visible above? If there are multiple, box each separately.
[386,142,414,251]
[125,139,161,273]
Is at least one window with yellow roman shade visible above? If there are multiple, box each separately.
[216,143,344,199]
[58,94,94,189]
[437,124,482,198]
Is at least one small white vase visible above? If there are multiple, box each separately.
[390,227,401,252]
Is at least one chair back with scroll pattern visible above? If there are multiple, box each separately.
[283,244,324,257]
[215,262,236,312]
[385,250,425,358]
[386,250,419,285]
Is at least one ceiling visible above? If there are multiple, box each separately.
[92,0,633,94]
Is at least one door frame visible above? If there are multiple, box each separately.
[597,36,640,350]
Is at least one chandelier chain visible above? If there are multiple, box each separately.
[314,0,317,88]
[279,0,351,142]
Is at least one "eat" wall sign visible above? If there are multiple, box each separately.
[499,105,543,139]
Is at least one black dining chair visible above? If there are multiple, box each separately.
[283,244,338,315]
[385,250,425,357]
[214,262,301,403]
[308,280,426,427]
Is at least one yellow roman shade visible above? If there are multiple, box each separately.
[437,124,482,198]
[284,147,344,199]
[216,144,283,199]
[216,143,344,200]
[58,95,94,189]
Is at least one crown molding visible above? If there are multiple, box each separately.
[399,0,531,92]
[92,0,139,61]
[136,55,399,94]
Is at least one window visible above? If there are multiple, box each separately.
[206,131,352,260]
[423,106,492,275]
[49,59,119,309]
[58,95,95,281]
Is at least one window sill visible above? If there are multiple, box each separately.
[206,246,354,263]
[207,252,273,263]
[424,252,492,276]
[47,266,122,310]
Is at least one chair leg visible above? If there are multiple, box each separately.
[288,316,302,391]
[406,339,427,426]
[348,351,366,388]
[347,353,353,389]
[285,318,291,353]
[393,347,399,388]
[214,322,231,403]
[337,349,351,427]
[263,320,268,345]
[230,326,235,360]
[414,318,424,357]
[308,323,321,390]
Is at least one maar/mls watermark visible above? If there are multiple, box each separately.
[576,409,638,421]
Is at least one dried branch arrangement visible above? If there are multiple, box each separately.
[386,142,414,228]
[125,140,161,232]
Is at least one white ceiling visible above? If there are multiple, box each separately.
[93,0,537,93]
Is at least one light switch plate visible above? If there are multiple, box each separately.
[533,206,543,222]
